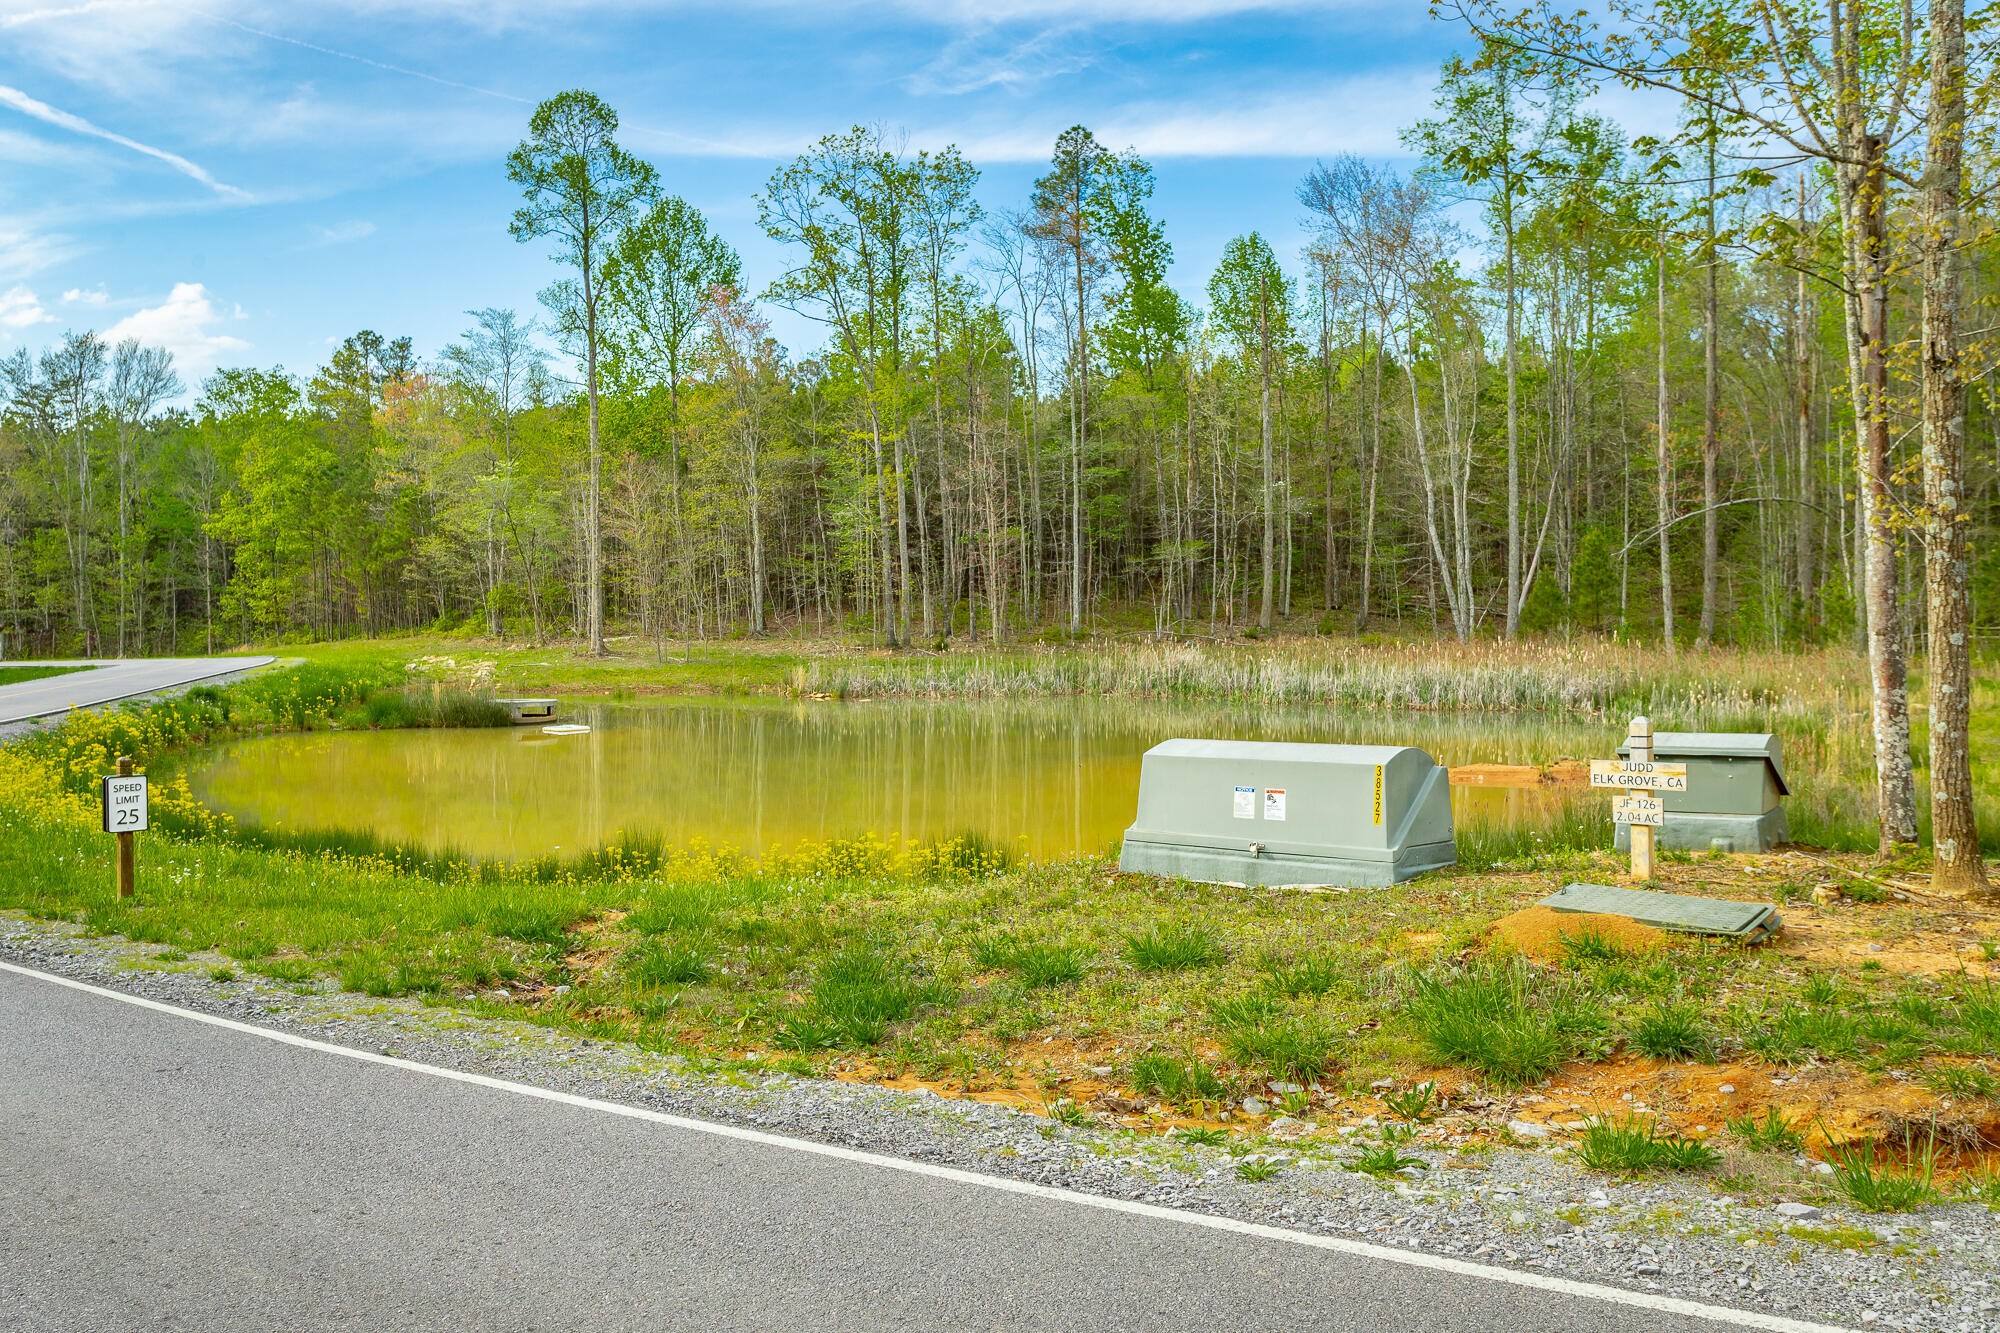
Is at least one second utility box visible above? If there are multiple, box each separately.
[1615,731,1789,853]
[1118,739,1455,888]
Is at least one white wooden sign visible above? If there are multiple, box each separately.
[1589,759,1688,792]
[1612,794,1665,827]
[101,774,148,832]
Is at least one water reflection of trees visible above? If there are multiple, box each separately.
[200,699,1607,860]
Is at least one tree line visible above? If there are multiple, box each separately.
[0,2,1992,891]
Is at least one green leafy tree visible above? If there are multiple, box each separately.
[759,125,918,645]
[603,196,742,423]
[1407,38,1571,640]
[1030,126,1116,634]
[508,89,658,654]
[1208,232,1292,630]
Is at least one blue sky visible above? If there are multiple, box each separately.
[0,1,1480,397]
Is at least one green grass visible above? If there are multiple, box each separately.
[1219,1016,1341,1083]
[1558,926,1634,966]
[1234,1157,1283,1182]
[0,664,95,686]
[1259,952,1349,997]
[1131,1052,1229,1103]
[1575,1116,1721,1174]
[973,936,1092,988]
[1209,993,1284,1028]
[1402,960,1607,1087]
[1124,924,1226,972]
[626,886,722,935]
[484,902,582,947]
[625,942,713,987]
[1011,943,1092,988]
[1627,1001,1716,1063]
[1726,1107,1806,1154]
[348,686,511,730]
[1921,1063,1999,1101]
[774,951,953,1049]
[1352,1141,1427,1176]
[247,957,319,984]
[1382,1082,1440,1122]
[1825,1138,1937,1212]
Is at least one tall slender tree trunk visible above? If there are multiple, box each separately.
[1919,0,1991,896]
[1843,136,1920,850]
[1657,238,1676,653]
[1795,176,1816,602]
[583,263,605,656]
[1503,188,1521,639]
[117,438,129,657]
[894,432,912,643]
[1697,133,1721,649]
[1070,247,1087,636]
[1258,282,1275,631]
[1358,310,1383,632]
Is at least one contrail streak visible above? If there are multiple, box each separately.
[0,83,250,200]
[194,10,529,103]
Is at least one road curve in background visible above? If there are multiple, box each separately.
[0,965,1848,1333]
[0,656,276,726]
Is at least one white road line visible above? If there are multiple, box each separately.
[1,959,1848,1333]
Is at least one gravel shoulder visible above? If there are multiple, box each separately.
[6,910,1996,1332]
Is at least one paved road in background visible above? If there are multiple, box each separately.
[0,966,1838,1333]
[0,656,276,726]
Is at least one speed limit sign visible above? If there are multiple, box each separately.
[101,773,148,832]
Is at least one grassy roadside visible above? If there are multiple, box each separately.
[7,810,1999,1209]
[3,647,1998,1213]
[0,664,96,686]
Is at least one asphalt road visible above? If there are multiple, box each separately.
[0,656,276,726]
[0,966,1844,1333]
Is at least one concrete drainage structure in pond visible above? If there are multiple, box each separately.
[1118,739,1455,888]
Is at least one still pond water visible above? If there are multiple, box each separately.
[192,698,1616,862]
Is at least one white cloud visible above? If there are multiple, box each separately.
[922,70,1436,161]
[0,221,78,280]
[309,219,376,244]
[101,281,249,372]
[61,284,107,305]
[0,284,52,329]
[0,126,74,164]
[904,24,1097,96]
[627,65,1439,164]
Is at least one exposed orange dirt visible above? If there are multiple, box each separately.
[1449,761,1589,788]
[1490,905,1668,959]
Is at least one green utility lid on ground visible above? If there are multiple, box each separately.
[1540,882,1782,941]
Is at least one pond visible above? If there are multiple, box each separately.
[190,697,1620,862]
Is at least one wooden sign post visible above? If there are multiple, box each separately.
[1624,717,1657,880]
[100,755,147,899]
[1588,717,1687,881]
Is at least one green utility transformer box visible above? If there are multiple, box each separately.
[1615,731,1789,853]
[1118,739,1456,888]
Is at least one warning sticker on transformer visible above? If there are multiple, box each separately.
[1263,788,1286,821]
[1233,786,1256,819]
